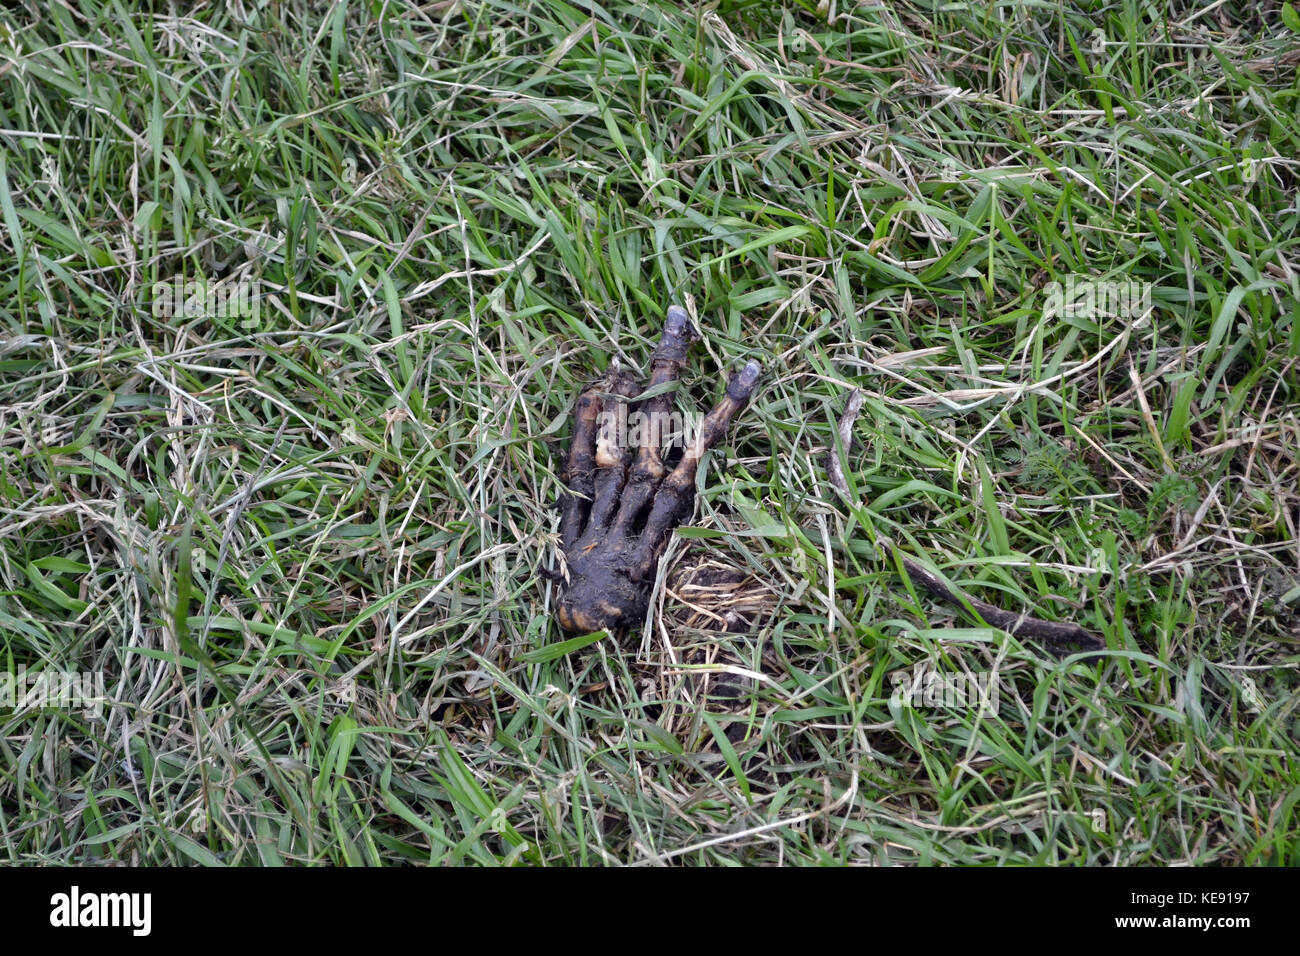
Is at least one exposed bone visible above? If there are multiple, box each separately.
[610,306,696,537]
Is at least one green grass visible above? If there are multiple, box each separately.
[0,0,1298,865]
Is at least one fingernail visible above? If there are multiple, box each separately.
[665,305,689,333]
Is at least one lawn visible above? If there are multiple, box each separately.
[0,0,1297,865]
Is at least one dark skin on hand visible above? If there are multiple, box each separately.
[555,306,761,635]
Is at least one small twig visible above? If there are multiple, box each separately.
[827,388,864,497]
[828,386,1105,659]
[891,549,1104,657]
